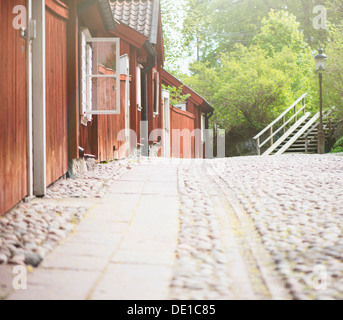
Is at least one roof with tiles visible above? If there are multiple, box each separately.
[109,0,159,43]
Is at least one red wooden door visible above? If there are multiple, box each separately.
[45,0,69,186]
[0,0,28,215]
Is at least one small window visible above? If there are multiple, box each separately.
[153,70,160,115]
[80,29,121,120]
[174,103,187,112]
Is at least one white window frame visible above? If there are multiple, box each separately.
[162,90,171,158]
[80,29,91,125]
[153,70,160,117]
[201,113,206,142]
[174,102,187,112]
[80,30,121,116]
[120,54,130,140]
[136,64,143,112]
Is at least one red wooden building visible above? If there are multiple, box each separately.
[161,69,214,158]
[0,0,214,217]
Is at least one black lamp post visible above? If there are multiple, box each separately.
[314,48,327,154]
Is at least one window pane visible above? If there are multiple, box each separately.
[89,41,118,76]
[86,38,120,114]
[91,77,118,112]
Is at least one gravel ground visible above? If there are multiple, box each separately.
[208,154,343,300]
[0,158,139,267]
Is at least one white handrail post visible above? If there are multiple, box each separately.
[305,137,308,153]
[270,127,274,146]
[256,137,260,155]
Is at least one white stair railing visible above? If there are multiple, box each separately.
[262,112,311,156]
[275,112,319,155]
[304,107,336,153]
[253,94,307,155]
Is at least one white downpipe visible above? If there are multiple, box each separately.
[26,0,33,197]
[32,0,46,196]
[162,90,170,158]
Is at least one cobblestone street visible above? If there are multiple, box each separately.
[0,154,343,300]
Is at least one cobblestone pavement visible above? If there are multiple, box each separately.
[205,154,343,300]
[1,154,343,300]
[172,159,290,300]
[0,159,137,273]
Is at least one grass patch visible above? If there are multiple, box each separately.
[331,136,343,153]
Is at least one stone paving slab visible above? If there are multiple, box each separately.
[90,264,173,300]
[142,182,178,196]
[41,253,110,272]
[108,181,146,194]
[8,269,99,300]
[0,266,14,299]
[50,242,115,258]
[67,231,124,246]
[111,249,176,266]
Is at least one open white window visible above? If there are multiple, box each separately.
[80,29,121,124]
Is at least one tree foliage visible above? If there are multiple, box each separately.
[161,85,191,106]
[185,10,315,138]
[160,0,189,77]
[160,0,342,141]
[181,0,327,66]
[323,25,343,119]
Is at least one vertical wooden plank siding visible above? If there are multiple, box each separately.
[0,0,28,215]
[170,107,196,159]
[66,0,79,160]
[98,77,128,161]
[45,4,69,186]
[80,78,128,162]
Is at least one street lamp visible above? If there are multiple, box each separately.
[315,48,327,154]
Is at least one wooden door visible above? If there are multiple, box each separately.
[45,0,69,186]
[0,0,28,215]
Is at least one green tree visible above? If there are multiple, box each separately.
[185,10,316,139]
[323,26,343,119]
[254,10,307,56]
[160,0,189,77]
[181,0,328,68]
[326,0,343,27]
[161,85,191,106]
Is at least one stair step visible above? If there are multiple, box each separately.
[259,102,337,156]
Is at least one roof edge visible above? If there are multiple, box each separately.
[161,69,214,113]
[98,0,117,31]
[149,0,160,45]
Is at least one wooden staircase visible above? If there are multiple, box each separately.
[253,94,335,156]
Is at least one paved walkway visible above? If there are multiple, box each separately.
[6,160,180,300]
[1,154,343,300]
